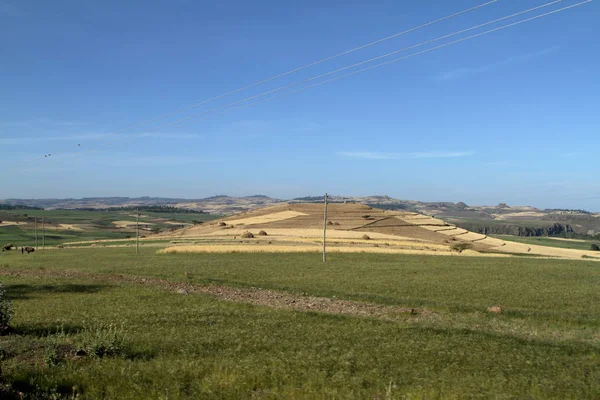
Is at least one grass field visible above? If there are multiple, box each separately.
[492,234,600,251]
[1,249,600,398]
[0,210,219,247]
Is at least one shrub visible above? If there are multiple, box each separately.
[362,234,371,240]
[0,284,14,333]
[591,244,600,251]
[218,222,227,227]
[450,242,473,253]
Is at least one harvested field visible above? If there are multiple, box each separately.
[439,228,469,236]
[0,221,27,227]
[224,210,307,225]
[479,237,599,260]
[52,223,84,231]
[493,211,547,220]
[398,215,448,225]
[204,228,414,241]
[545,237,587,243]
[455,232,487,241]
[158,244,498,256]
[160,203,600,261]
[112,220,155,228]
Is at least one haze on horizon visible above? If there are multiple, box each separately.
[1,0,598,211]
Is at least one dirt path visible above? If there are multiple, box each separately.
[0,269,427,321]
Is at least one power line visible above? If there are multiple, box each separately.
[74,2,502,136]
[15,1,497,166]
[111,0,564,135]
[17,0,591,171]
[85,0,577,142]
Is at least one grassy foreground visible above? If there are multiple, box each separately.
[0,249,599,398]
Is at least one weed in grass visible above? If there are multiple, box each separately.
[43,346,60,367]
[0,283,15,333]
[79,323,128,358]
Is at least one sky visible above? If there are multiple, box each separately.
[1,0,599,210]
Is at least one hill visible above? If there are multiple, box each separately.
[160,203,600,261]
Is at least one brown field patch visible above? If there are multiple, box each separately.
[112,220,155,229]
[0,221,27,227]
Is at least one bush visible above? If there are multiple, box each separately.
[0,284,14,333]
[450,242,473,253]
[362,234,371,240]
[591,244,600,251]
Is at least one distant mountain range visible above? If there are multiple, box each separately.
[2,195,599,236]
[1,195,595,215]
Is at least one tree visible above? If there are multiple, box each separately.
[591,244,600,251]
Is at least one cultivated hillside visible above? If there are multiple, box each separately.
[161,203,600,260]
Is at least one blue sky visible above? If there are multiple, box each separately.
[1,0,598,210]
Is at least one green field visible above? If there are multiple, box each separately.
[1,249,600,398]
[492,234,600,251]
[0,209,219,247]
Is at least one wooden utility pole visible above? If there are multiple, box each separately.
[42,217,45,250]
[323,193,328,263]
[136,208,140,254]
[34,217,38,248]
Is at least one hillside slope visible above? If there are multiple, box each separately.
[161,203,600,260]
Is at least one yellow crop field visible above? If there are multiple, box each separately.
[225,211,307,226]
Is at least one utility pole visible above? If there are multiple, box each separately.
[42,217,45,250]
[34,217,38,249]
[323,193,328,263]
[136,208,140,255]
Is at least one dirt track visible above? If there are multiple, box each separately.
[0,268,427,321]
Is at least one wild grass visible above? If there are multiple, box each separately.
[1,249,600,398]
